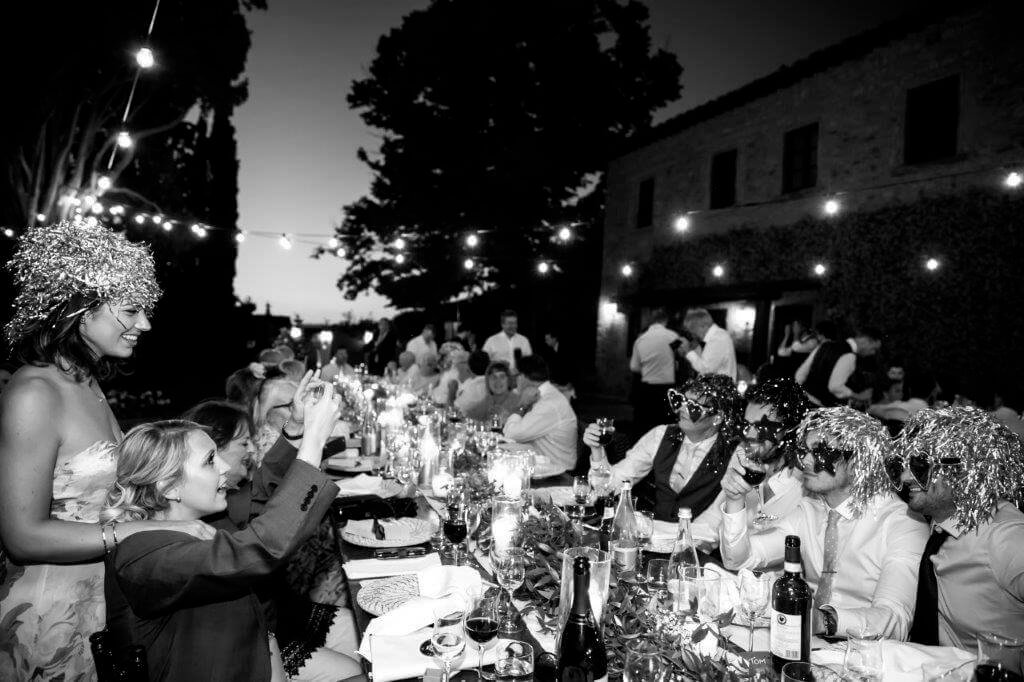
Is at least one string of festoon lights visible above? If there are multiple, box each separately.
[616,164,1022,281]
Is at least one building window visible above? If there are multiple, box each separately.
[904,75,960,165]
[636,177,654,228]
[782,123,818,194]
[709,149,738,209]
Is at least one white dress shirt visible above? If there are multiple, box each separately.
[629,323,680,384]
[405,335,438,366]
[595,425,717,492]
[795,339,858,401]
[430,367,460,404]
[720,493,928,639]
[454,375,488,414]
[932,502,1024,650]
[685,324,737,380]
[691,464,803,545]
[503,381,577,471]
[396,363,422,389]
[483,332,533,371]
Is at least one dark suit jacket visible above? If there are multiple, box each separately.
[105,460,338,682]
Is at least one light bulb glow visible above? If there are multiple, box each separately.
[813,263,827,276]
[83,195,96,207]
[674,215,691,232]
[90,202,104,215]
[620,263,633,277]
[116,131,133,149]
[278,235,293,250]
[395,253,406,264]
[394,237,406,250]
[289,326,303,340]
[712,264,725,278]
[35,213,46,222]
[1006,172,1023,189]
[466,233,479,247]
[85,216,99,227]
[463,258,474,270]
[134,214,146,224]
[110,205,124,215]
[824,199,841,216]
[925,257,940,271]
[162,221,173,232]
[97,175,112,191]
[557,226,572,242]
[4,228,16,238]
[335,247,346,258]
[194,227,207,238]
[135,47,155,69]
[537,261,550,274]
[235,231,246,243]
[327,237,339,249]
[152,215,163,224]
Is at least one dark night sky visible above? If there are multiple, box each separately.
[233,0,925,323]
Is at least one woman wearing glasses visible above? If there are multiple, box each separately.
[582,374,744,521]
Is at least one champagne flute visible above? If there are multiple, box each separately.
[494,549,526,634]
[465,593,500,680]
[431,610,467,682]
[739,572,772,651]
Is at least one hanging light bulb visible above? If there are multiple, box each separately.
[85,216,99,227]
[335,247,346,258]
[4,228,16,238]
[925,257,940,271]
[327,237,339,249]
[674,215,690,232]
[152,215,163,224]
[466,233,479,248]
[134,214,146,224]
[162,221,173,232]
[1005,171,1022,189]
[712,263,725,278]
[90,202,104,215]
[394,237,406,250]
[234,231,246,243]
[463,258,474,270]
[557,226,572,242]
[289,326,303,340]
[83,194,96,208]
[109,205,124,215]
[116,131,133,149]
[35,213,46,222]
[278,234,293,250]
[194,226,207,238]
[813,263,827,276]
[620,263,633,277]
[97,175,112,191]
[537,261,550,274]
[823,198,841,216]
[135,47,155,69]
[395,253,406,264]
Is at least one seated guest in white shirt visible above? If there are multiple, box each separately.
[482,309,533,373]
[584,375,744,522]
[888,406,1024,650]
[430,342,469,405]
[408,352,441,396]
[501,356,577,473]
[676,308,737,381]
[405,324,438,366]
[719,407,928,640]
[691,377,811,546]
[394,351,421,387]
[454,351,491,415]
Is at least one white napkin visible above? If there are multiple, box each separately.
[334,474,385,497]
[324,449,360,466]
[363,566,482,638]
[811,640,974,682]
[344,553,441,580]
[540,486,576,506]
[346,517,424,541]
[358,628,497,682]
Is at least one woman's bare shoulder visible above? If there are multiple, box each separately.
[2,365,65,409]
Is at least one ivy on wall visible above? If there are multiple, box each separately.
[634,189,1024,389]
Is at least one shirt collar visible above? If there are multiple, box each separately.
[815,494,857,520]
[537,381,556,398]
[683,431,718,450]
[846,338,858,353]
[934,517,963,538]
[703,324,717,342]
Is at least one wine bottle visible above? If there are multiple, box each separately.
[609,482,639,573]
[596,491,616,552]
[666,507,700,609]
[556,556,608,682]
[120,645,149,682]
[89,631,117,682]
[770,535,812,673]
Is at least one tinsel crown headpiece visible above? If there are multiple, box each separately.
[678,373,745,442]
[896,406,1024,532]
[796,406,893,514]
[745,377,812,428]
[5,220,162,345]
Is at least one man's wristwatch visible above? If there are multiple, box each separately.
[819,606,838,637]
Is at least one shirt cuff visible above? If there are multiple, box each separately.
[720,503,748,542]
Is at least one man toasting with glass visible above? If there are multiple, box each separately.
[583,374,743,521]
[719,407,928,640]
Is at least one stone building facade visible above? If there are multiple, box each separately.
[595,2,1024,398]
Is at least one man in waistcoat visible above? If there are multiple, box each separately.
[583,374,743,522]
[795,327,882,407]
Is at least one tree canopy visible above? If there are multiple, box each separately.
[337,0,682,309]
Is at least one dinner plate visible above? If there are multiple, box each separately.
[356,575,420,616]
[342,518,434,548]
[325,455,377,473]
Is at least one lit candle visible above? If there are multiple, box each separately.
[503,474,523,499]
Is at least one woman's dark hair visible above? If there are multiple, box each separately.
[225,367,261,406]
[13,293,117,382]
[181,400,253,449]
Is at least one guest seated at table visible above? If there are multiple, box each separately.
[183,393,363,680]
[408,351,441,396]
[462,360,520,422]
[868,370,934,426]
[394,350,421,387]
[690,377,811,545]
[719,407,928,640]
[102,383,344,682]
[430,342,469,404]
[501,356,578,472]
[258,347,285,371]
[279,358,307,383]
[320,348,354,384]
[890,406,1024,650]
[583,374,744,522]
[250,369,300,466]
[453,351,490,413]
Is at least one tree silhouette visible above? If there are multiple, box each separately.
[336,0,682,309]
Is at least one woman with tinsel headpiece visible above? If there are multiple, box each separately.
[0,221,215,681]
[583,373,745,522]
[720,406,929,640]
[888,406,1024,650]
[690,377,812,547]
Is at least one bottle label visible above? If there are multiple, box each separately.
[769,607,803,660]
[611,543,637,571]
[783,561,801,574]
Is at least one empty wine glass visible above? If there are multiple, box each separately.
[634,510,654,558]
[645,558,671,614]
[739,572,772,651]
[431,610,466,682]
[572,475,591,505]
[494,549,526,634]
[623,644,667,682]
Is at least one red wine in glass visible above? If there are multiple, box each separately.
[742,467,767,486]
[596,418,615,446]
[975,665,1024,682]
[465,616,500,644]
[444,519,468,544]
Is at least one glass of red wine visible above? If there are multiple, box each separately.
[596,417,615,447]
[466,592,501,680]
[975,632,1024,682]
[737,442,770,526]
[444,504,469,566]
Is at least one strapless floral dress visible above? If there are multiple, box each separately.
[0,442,117,682]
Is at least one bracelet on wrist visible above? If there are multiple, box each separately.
[282,417,304,440]
[100,524,111,555]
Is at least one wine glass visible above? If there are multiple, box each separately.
[595,417,616,447]
[466,593,500,680]
[494,641,534,681]
[466,502,484,556]
[444,504,469,565]
[975,631,1024,681]
[488,413,504,434]
[738,443,771,527]
[571,475,591,505]
[623,644,667,682]
[431,610,466,682]
[588,463,612,500]
[844,632,883,681]
[493,548,526,634]
[645,558,671,615]
[739,572,772,651]
[634,510,654,559]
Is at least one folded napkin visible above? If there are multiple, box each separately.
[358,627,497,682]
[346,517,424,541]
[363,566,482,638]
[811,640,973,682]
[335,474,386,497]
[344,553,441,580]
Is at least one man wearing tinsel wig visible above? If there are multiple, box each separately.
[583,374,744,522]
[887,406,1024,650]
[720,407,928,640]
[689,377,812,547]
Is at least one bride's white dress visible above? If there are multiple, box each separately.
[0,441,117,682]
